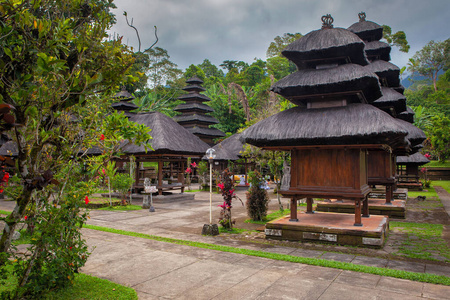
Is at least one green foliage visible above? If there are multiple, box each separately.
[184,64,206,81]
[217,169,241,229]
[110,173,134,202]
[407,39,450,91]
[427,115,450,162]
[382,25,410,53]
[266,33,302,58]
[246,170,269,221]
[198,59,224,79]
[144,46,182,88]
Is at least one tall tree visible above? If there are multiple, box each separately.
[266,33,302,58]
[145,46,182,88]
[198,59,224,78]
[407,39,450,92]
[382,25,410,53]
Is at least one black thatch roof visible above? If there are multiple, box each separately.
[111,101,139,112]
[113,88,135,102]
[364,41,391,61]
[396,152,430,165]
[186,126,226,138]
[173,114,219,125]
[239,103,408,148]
[271,63,382,105]
[177,93,211,103]
[372,87,407,115]
[182,84,206,93]
[282,28,369,69]
[397,107,415,123]
[185,76,203,85]
[122,112,209,155]
[365,60,400,87]
[347,20,383,42]
[174,103,214,113]
[393,85,405,95]
[203,133,244,161]
[0,140,17,157]
[395,118,426,147]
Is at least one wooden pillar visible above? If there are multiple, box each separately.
[244,158,248,185]
[362,196,370,218]
[354,198,362,226]
[385,185,393,205]
[306,197,313,214]
[157,159,163,195]
[181,160,185,193]
[134,160,140,192]
[289,197,298,222]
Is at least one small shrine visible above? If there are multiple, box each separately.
[397,153,430,190]
[240,15,409,247]
[174,76,225,145]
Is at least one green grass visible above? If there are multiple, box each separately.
[434,181,450,193]
[12,229,33,245]
[0,209,12,215]
[184,189,203,192]
[97,205,142,211]
[390,221,450,262]
[0,265,137,300]
[426,161,450,168]
[408,186,438,199]
[219,227,257,234]
[84,224,450,286]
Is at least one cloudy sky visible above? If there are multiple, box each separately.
[109,0,449,73]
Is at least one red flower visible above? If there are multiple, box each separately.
[100,134,105,141]
[85,196,89,205]
[190,162,197,168]
[218,202,227,209]
[0,189,3,193]
[24,216,28,220]
[69,246,72,250]
[230,189,235,196]
[217,183,224,190]
[102,168,106,175]
[185,167,192,174]
[2,172,9,182]
[424,153,431,159]
[420,167,426,173]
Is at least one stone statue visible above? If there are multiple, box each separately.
[280,161,291,191]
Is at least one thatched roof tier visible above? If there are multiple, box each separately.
[123,112,209,155]
[111,101,139,112]
[397,107,415,123]
[393,85,405,95]
[397,152,430,165]
[202,133,245,161]
[365,60,400,87]
[364,41,391,61]
[239,104,408,148]
[182,84,206,93]
[113,88,135,102]
[177,93,211,103]
[282,28,369,69]
[173,114,219,125]
[347,19,383,42]
[372,87,407,115]
[271,64,381,105]
[174,103,214,113]
[186,126,226,138]
[185,76,203,85]
[395,118,426,147]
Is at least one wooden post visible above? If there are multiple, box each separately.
[362,195,370,218]
[354,198,362,226]
[289,197,298,222]
[385,185,392,205]
[181,160,185,193]
[306,197,313,214]
[158,159,163,195]
[134,160,140,192]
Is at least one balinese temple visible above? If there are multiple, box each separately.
[109,89,210,197]
[240,15,409,247]
[174,76,225,145]
[396,152,430,190]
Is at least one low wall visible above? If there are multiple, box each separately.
[426,168,450,181]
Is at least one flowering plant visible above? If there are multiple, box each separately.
[424,153,431,159]
[217,169,242,229]
[420,167,432,188]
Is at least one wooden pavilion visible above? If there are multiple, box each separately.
[396,152,430,190]
[240,15,408,247]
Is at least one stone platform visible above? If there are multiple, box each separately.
[265,211,388,248]
[316,198,406,218]
[368,187,408,200]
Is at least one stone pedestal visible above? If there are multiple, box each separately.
[142,195,150,209]
[202,224,219,236]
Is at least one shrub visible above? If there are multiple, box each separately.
[246,170,269,221]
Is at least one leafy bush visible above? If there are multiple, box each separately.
[246,170,269,221]
[111,173,134,204]
[217,169,242,228]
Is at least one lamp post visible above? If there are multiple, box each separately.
[202,148,219,236]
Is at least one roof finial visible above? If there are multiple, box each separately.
[358,12,366,22]
[321,14,334,29]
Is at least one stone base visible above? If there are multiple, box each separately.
[368,187,408,200]
[202,224,219,236]
[316,199,406,219]
[265,212,388,248]
[396,182,423,191]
